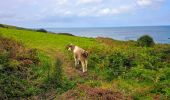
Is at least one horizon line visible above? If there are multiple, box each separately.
[1,23,170,29]
[42,25,170,29]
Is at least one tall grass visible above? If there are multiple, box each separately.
[1,26,170,99]
[0,36,53,99]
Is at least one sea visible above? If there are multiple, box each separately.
[46,26,170,44]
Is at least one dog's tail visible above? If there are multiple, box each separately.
[82,51,88,58]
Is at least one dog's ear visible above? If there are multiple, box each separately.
[82,51,88,58]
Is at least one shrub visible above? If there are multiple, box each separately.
[36,29,47,33]
[0,51,9,66]
[136,48,169,71]
[106,52,132,80]
[151,81,170,98]
[137,35,155,47]
[0,24,5,28]
[0,36,43,99]
[58,33,75,36]
[124,67,158,83]
[0,52,40,98]
[88,49,135,81]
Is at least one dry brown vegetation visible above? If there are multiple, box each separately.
[59,84,128,100]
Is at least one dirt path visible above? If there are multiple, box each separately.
[55,49,87,80]
[54,50,128,100]
[42,49,128,100]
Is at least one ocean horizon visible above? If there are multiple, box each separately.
[45,26,170,44]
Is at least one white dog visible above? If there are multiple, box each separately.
[67,44,88,73]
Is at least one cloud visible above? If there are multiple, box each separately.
[0,0,165,19]
[97,6,133,16]
[76,0,102,5]
[137,0,152,6]
[57,0,68,5]
[136,0,164,6]
[0,0,167,27]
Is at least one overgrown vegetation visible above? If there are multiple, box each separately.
[0,35,73,99]
[88,37,170,99]
[0,25,170,99]
[0,35,41,99]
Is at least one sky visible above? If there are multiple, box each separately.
[0,0,170,28]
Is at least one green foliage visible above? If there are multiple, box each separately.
[0,52,40,98]
[151,67,170,97]
[151,81,170,97]
[89,50,134,81]
[0,51,9,67]
[36,28,47,33]
[1,24,170,99]
[52,58,63,88]
[0,36,51,99]
[137,35,155,47]
[87,39,170,99]
[0,24,5,28]
[106,52,132,80]
[58,33,75,36]
[46,58,76,94]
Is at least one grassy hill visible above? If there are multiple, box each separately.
[0,24,170,99]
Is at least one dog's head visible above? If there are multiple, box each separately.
[66,44,75,51]
[82,51,88,58]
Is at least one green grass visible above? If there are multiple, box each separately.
[0,27,99,56]
[0,25,170,99]
[0,26,101,99]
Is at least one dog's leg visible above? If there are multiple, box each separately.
[74,58,78,67]
[74,54,78,67]
[85,60,88,72]
[81,61,85,73]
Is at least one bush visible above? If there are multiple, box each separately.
[0,24,5,28]
[89,51,133,80]
[106,52,131,80]
[36,29,47,33]
[0,51,40,98]
[0,36,44,99]
[151,81,170,98]
[58,33,75,36]
[137,35,155,47]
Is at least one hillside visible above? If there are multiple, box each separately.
[0,24,170,99]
